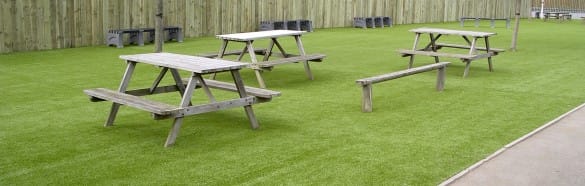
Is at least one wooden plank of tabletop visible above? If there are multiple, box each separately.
[119,53,249,73]
[216,30,306,41]
[410,27,496,37]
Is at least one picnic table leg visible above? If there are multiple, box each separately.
[463,60,471,78]
[409,33,421,68]
[246,41,267,88]
[262,39,276,61]
[236,45,248,61]
[462,36,472,45]
[272,38,288,57]
[468,37,478,54]
[193,73,216,102]
[149,67,194,105]
[149,67,168,94]
[170,68,200,105]
[484,37,494,72]
[164,72,198,147]
[105,61,136,126]
[429,34,440,63]
[294,35,313,80]
[211,40,229,79]
[461,38,478,78]
[230,70,259,129]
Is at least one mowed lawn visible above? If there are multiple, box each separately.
[1,20,584,185]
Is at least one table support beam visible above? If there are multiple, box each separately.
[106,61,136,127]
[295,36,313,80]
[164,72,199,147]
[245,41,267,88]
[231,70,259,129]
[484,37,494,72]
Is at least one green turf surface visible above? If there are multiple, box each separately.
[2,20,585,185]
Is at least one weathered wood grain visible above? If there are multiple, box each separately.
[179,78,281,99]
[435,43,505,54]
[84,88,180,116]
[255,54,326,68]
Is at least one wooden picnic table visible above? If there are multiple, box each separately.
[206,30,326,88]
[544,12,572,21]
[398,27,503,77]
[459,17,511,29]
[83,53,280,147]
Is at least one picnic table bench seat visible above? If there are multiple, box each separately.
[434,43,505,55]
[398,49,494,60]
[199,51,326,70]
[182,78,281,100]
[197,48,268,58]
[85,85,273,120]
[84,88,181,117]
[255,54,326,69]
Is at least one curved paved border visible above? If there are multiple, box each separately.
[439,102,585,186]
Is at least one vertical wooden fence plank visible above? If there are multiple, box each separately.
[1,0,15,53]
[1,0,542,53]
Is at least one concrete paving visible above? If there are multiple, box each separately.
[440,103,585,186]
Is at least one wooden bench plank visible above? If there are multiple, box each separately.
[256,54,326,68]
[398,49,492,60]
[84,88,180,116]
[120,53,248,74]
[181,97,256,116]
[355,62,450,113]
[197,48,267,58]
[356,62,451,85]
[435,43,505,54]
[182,79,281,99]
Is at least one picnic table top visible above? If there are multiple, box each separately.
[545,12,570,14]
[410,27,496,37]
[216,30,306,41]
[119,53,248,73]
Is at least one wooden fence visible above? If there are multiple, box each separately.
[0,0,532,54]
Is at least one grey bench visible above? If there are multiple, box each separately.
[354,16,392,28]
[106,29,144,48]
[355,62,450,112]
[143,26,184,43]
[106,26,183,48]
[259,20,313,32]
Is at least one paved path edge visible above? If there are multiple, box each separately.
[438,102,585,186]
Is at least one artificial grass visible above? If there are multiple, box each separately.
[1,20,585,185]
